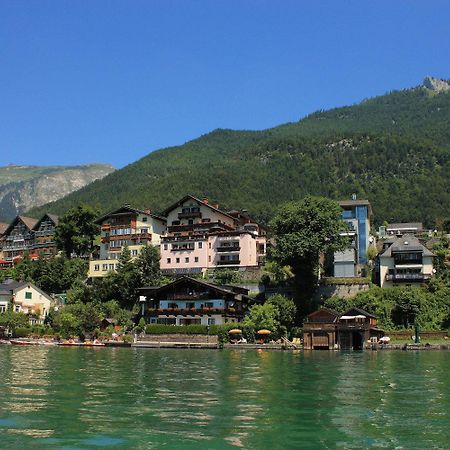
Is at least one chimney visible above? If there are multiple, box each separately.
[144,208,151,215]
[202,197,209,205]
[213,203,219,209]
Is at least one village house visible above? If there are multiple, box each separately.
[88,205,167,278]
[333,196,372,278]
[139,276,251,326]
[0,279,53,325]
[378,234,435,288]
[303,307,383,350]
[159,195,267,276]
[0,214,59,267]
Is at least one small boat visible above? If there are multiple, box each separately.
[83,341,105,347]
[10,339,39,346]
[58,340,83,347]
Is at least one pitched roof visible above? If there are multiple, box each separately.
[3,215,39,235]
[32,213,59,230]
[140,276,249,299]
[306,308,341,322]
[95,205,166,224]
[0,279,53,301]
[387,222,423,230]
[380,234,435,257]
[342,307,376,319]
[161,195,235,221]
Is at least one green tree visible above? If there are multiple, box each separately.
[270,196,349,311]
[243,303,280,332]
[55,205,99,258]
[135,245,162,286]
[266,294,297,330]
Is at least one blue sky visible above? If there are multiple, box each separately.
[1,0,449,168]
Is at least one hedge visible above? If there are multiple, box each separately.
[144,323,238,335]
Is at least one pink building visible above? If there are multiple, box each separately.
[160,195,266,275]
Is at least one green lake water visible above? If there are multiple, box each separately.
[0,347,449,449]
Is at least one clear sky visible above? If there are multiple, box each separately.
[1,0,449,168]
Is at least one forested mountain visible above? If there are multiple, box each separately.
[0,164,115,222]
[28,78,450,227]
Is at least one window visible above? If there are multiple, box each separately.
[25,292,32,299]
[208,318,216,325]
[167,258,171,264]
[186,302,195,309]
[198,242,202,249]
[15,305,21,312]
[141,228,148,234]
[0,305,6,313]
[205,302,214,308]
[142,217,148,222]
[194,257,199,263]
[109,264,115,270]
[102,264,108,271]
[164,244,168,250]
[176,258,180,263]
[131,250,138,257]
[188,219,194,225]
[94,264,100,271]
[185,257,189,263]
[209,243,211,249]
[208,256,211,262]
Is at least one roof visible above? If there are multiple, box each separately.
[342,307,376,319]
[380,234,435,257]
[338,199,372,216]
[161,195,235,221]
[306,308,341,322]
[32,213,59,230]
[387,222,423,230]
[139,276,250,300]
[0,279,53,301]
[95,205,167,225]
[3,215,39,235]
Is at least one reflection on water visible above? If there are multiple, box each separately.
[0,347,449,449]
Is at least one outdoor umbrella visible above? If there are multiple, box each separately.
[257,329,272,335]
[228,329,243,334]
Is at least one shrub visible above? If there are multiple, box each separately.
[13,327,31,338]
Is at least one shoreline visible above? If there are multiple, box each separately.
[2,338,449,351]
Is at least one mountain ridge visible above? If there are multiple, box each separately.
[27,78,450,227]
[0,163,115,222]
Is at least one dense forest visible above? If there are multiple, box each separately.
[28,82,450,227]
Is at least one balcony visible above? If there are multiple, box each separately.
[216,246,240,252]
[147,307,241,316]
[178,211,202,219]
[34,230,55,237]
[386,273,431,282]
[217,259,240,266]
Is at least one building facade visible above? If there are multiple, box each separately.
[0,279,53,325]
[0,214,59,265]
[139,276,251,326]
[159,195,266,275]
[378,234,435,288]
[333,198,372,277]
[88,205,166,278]
[303,307,383,350]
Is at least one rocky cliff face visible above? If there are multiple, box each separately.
[0,164,115,221]
[423,76,450,93]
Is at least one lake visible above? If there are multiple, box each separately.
[0,346,448,449]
